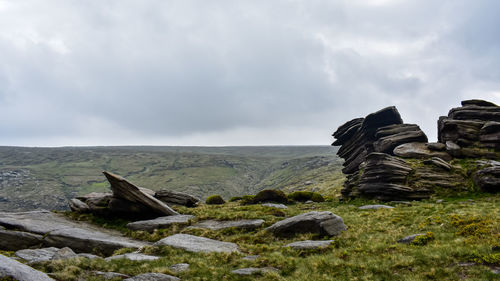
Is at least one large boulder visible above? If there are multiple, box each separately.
[154,234,240,253]
[266,211,346,237]
[0,254,54,281]
[474,161,500,193]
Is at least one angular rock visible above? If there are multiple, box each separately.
[0,254,54,281]
[155,190,201,207]
[154,234,240,253]
[394,142,451,161]
[103,171,179,217]
[16,247,60,264]
[0,229,43,251]
[105,253,159,261]
[373,125,428,154]
[422,157,452,171]
[397,233,425,244]
[262,203,288,209]
[0,210,148,255]
[358,205,394,210]
[69,198,90,213]
[426,142,446,151]
[126,215,195,232]
[169,263,190,273]
[51,247,78,260]
[266,211,346,237]
[284,240,333,250]
[231,267,279,276]
[123,273,180,281]
[189,219,264,231]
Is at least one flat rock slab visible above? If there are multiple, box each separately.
[123,273,180,281]
[266,211,347,237]
[189,219,264,231]
[231,267,279,275]
[0,229,44,250]
[0,210,148,255]
[127,215,195,232]
[106,253,159,261]
[154,234,240,253]
[262,203,288,209]
[16,247,96,264]
[284,240,333,250]
[397,233,425,244]
[0,254,54,281]
[242,255,260,261]
[358,205,394,210]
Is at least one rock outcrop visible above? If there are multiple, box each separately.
[70,172,179,219]
[332,99,500,200]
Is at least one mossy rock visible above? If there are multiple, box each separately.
[410,232,435,246]
[251,189,288,204]
[229,196,242,202]
[288,191,325,202]
[205,195,225,205]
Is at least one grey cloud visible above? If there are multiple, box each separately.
[0,0,499,145]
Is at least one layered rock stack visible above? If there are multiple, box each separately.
[333,99,499,200]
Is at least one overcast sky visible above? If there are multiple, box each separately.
[1,0,499,146]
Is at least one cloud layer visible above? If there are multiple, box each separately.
[1,0,499,146]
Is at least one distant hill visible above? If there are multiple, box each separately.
[0,146,344,211]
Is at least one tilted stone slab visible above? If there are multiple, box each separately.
[154,234,240,253]
[0,210,148,255]
[103,171,179,216]
[126,215,195,232]
[0,229,44,251]
[105,253,159,261]
[265,211,346,237]
[0,254,54,281]
[284,240,333,250]
[188,219,264,231]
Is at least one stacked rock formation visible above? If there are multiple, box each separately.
[333,100,499,200]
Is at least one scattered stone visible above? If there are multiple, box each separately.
[189,219,264,231]
[104,171,179,217]
[0,229,44,251]
[51,247,78,260]
[126,215,195,232]
[0,210,148,255]
[169,263,190,273]
[436,199,444,203]
[0,254,54,281]
[397,234,425,244]
[154,234,240,253]
[93,271,130,280]
[266,211,346,237]
[242,255,260,261]
[123,273,180,281]
[491,266,500,274]
[262,203,288,209]
[105,253,159,261]
[457,262,476,267]
[305,200,314,204]
[358,205,394,210]
[69,198,90,213]
[77,253,100,259]
[284,240,333,250]
[231,267,279,276]
[155,190,201,207]
[390,201,411,205]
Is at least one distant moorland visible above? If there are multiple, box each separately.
[0,146,344,211]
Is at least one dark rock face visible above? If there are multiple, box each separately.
[438,101,500,153]
[333,99,499,200]
[474,161,500,193]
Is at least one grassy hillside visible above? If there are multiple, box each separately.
[5,193,496,281]
[0,146,343,211]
